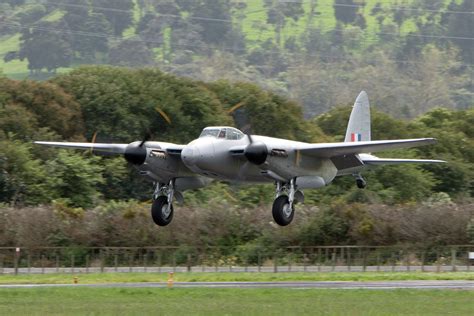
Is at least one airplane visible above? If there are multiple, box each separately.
[35,91,445,226]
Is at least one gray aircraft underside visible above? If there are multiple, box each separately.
[35,91,444,226]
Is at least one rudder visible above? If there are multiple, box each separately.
[344,91,371,142]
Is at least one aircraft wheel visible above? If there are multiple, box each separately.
[151,196,174,226]
[356,178,367,189]
[272,195,294,226]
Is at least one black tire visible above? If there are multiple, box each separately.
[356,178,367,189]
[151,196,174,226]
[272,195,294,226]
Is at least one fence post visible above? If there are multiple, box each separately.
[391,253,395,272]
[41,255,45,274]
[157,252,162,273]
[421,252,425,272]
[318,248,322,272]
[86,255,90,274]
[56,254,59,273]
[114,254,118,272]
[187,254,192,272]
[172,252,176,273]
[273,254,278,273]
[406,250,410,272]
[303,254,307,272]
[376,251,380,272]
[129,253,133,273]
[257,251,261,273]
[71,254,75,274]
[451,248,457,272]
[436,250,440,273]
[144,251,148,273]
[100,250,105,273]
[362,250,367,272]
[347,249,351,272]
[288,251,292,272]
[468,252,471,272]
[14,250,19,275]
[331,251,336,272]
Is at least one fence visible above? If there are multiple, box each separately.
[1,245,474,275]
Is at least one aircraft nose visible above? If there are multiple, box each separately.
[182,145,199,166]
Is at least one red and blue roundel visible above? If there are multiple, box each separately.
[351,133,362,142]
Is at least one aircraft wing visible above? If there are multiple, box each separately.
[34,141,128,154]
[297,138,437,158]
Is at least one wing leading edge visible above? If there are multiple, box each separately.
[297,138,437,158]
[34,141,128,154]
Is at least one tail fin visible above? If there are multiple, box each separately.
[344,91,371,142]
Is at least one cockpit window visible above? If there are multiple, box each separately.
[199,129,219,138]
[226,129,244,140]
[199,128,244,139]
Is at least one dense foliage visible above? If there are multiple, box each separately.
[0,66,472,248]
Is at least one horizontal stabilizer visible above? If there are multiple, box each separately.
[34,141,128,154]
[298,138,437,158]
[362,158,446,165]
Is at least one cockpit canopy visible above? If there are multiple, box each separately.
[199,127,244,140]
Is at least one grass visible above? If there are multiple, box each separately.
[1,271,474,285]
[0,287,473,315]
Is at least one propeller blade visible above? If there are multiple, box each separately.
[237,161,251,180]
[155,107,172,125]
[89,131,98,155]
[139,130,152,147]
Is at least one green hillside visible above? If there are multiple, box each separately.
[0,0,472,117]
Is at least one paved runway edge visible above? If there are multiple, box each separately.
[1,281,474,290]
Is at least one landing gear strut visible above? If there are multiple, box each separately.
[354,174,367,189]
[272,179,303,226]
[151,180,175,226]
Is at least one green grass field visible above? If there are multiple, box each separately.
[0,287,473,315]
[1,272,474,285]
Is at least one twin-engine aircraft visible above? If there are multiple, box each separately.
[35,91,444,226]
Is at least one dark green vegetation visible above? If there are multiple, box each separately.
[0,287,473,315]
[0,0,472,117]
[0,66,472,251]
[2,272,474,284]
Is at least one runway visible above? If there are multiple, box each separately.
[1,280,474,290]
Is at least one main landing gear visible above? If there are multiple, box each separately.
[151,180,175,226]
[272,179,304,226]
[354,173,367,189]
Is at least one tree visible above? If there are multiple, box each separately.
[93,0,134,36]
[19,21,73,73]
[0,78,84,140]
[264,0,304,46]
[63,9,112,61]
[44,150,104,208]
[334,0,360,25]
[0,140,49,205]
[109,37,155,67]
[189,0,234,46]
[444,0,473,62]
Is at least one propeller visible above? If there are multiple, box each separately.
[124,128,151,165]
[125,107,172,165]
[244,134,268,165]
